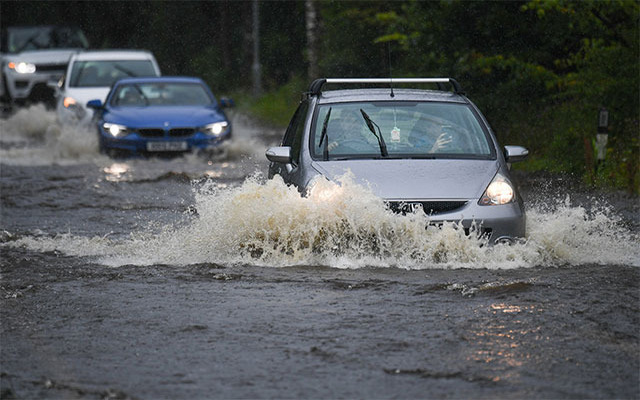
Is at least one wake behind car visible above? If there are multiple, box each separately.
[55,50,161,125]
[87,76,233,156]
[265,78,529,245]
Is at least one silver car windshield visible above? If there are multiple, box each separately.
[69,60,157,88]
[5,26,88,53]
[311,101,494,160]
[110,82,213,107]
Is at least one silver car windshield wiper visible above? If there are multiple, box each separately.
[360,109,388,157]
[318,107,332,161]
[15,32,43,53]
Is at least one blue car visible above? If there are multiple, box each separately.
[87,76,233,156]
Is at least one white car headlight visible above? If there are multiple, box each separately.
[63,97,77,108]
[202,121,228,136]
[62,97,86,120]
[8,61,36,74]
[103,123,129,138]
[479,173,515,205]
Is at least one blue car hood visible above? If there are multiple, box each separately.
[311,159,500,200]
[106,106,225,128]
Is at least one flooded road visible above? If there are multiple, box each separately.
[1,105,638,399]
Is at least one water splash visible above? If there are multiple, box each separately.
[7,174,639,269]
[0,104,101,165]
[0,106,263,167]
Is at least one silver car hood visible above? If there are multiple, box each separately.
[311,159,499,200]
[5,49,79,64]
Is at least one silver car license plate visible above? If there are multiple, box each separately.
[146,141,188,152]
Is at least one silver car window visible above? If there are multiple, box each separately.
[282,101,309,164]
[6,26,88,53]
[311,101,493,159]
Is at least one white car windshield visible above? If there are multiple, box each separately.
[69,60,158,88]
[110,82,213,107]
[311,101,494,159]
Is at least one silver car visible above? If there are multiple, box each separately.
[1,25,89,106]
[265,78,529,245]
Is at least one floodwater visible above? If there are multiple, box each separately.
[1,105,638,399]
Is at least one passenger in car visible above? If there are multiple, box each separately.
[408,122,452,153]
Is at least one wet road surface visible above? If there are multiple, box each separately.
[1,106,638,399]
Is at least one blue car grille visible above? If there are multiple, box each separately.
[170,128,196,137]
[136,128,196,138]
[387,201,467,215]
[137,129,164,137]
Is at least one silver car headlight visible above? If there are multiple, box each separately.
[8,61,36,74]
[202,121,228,136]
[479,173,515,205]
[103,123,129,138]
[306,178,343,203]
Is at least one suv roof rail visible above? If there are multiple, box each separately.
[308,78,464,96]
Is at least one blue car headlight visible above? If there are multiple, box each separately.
[202,121,229,136]
[103,123,129,138]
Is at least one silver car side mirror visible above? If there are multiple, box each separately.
[504,146,529,163]
[265,146,292,164]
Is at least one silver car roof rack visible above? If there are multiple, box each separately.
[308,78,465,96]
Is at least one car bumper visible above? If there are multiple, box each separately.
[388,198,526,244]
[3,67,63,100]
[99,130,231,155]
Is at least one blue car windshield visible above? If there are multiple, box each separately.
[311,101,494,159]
[69,60,158,88]
[110,82,213,107]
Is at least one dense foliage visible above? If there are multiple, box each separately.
[3,0,638,191]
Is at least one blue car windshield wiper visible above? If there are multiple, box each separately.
[360,109,388,157]
[133,84,150,106]
[318,107,332,161]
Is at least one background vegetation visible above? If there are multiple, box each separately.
[2,0,638,192]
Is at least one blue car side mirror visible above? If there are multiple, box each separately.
[86,99,103,110]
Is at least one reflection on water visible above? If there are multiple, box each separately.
[205,170,223,178]
[104,163,131,182]
[491,303,523,314]
[465,303,547,381]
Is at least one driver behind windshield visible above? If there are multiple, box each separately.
[327,110,367,153]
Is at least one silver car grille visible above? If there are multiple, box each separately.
[386,201,468,216]
[35,63,66,72]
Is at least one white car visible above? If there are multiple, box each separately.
[54,50,161,125]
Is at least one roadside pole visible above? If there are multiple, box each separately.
[252,0,262,98]
[595,107,609,174]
